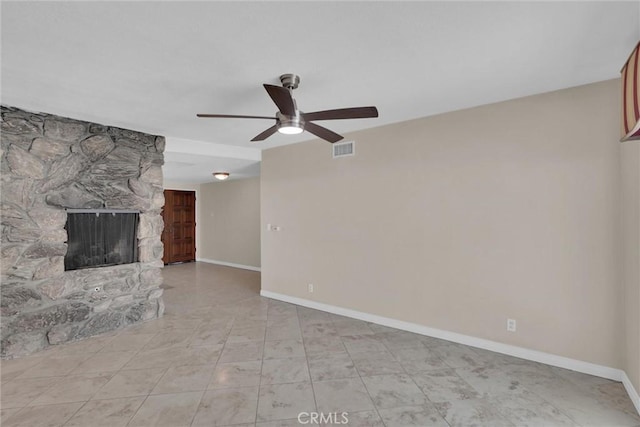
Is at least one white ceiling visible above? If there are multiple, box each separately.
[2,1,638,184]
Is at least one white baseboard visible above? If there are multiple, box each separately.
[622,371,640,415]
[197,258,261,272]
[260,289,640,415]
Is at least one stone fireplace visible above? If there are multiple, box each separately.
[1,105,165,358]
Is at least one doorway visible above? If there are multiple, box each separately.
[161,190,196,264]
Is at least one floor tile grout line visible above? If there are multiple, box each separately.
[298,306,320,419]
[253,301,270,424]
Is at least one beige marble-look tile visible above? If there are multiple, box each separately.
[528,380,640,427]
[64,396,145,427]
[257,382,316,422]
[261,357,310,385]
[140,317,203,332]
[411,368,480,403]
[351,350,405,376]
[399,355,450,374]
[128,391,203,427]
[29,372,113,405]
[499,359,559,386]
[152,364,215,394]
[378,404,450,426]
[434,342,496,369]
[219,341,264,363]
[265,324,302,341]
[435,398,515,427]
[0,408,22,422]
[308,352,358,381]
[266,316,299,331]
[1,376,61,408]
[227,325,266,343]
[550,366,616,388]
[122,346,190,370]
[263,339,306,359]
[209,360,262,389]
[42,334,116,357]
[455,366,530,397]
[93,368,165,399]
[2,402,84,427]
[592,381,640,416]
[321,410,385,427]
[341,334,387,354]
[71,350,136,374]
[268,302,298,317]
[99,332,156,352]
[180,345,223,366]
[234,318,269,330]
[361,374,429,409]
[188,327,228,347]
[333,320,375,336]
[378,330,430,349]
[303,336,347,356]
[488,390,578,427]
[141,328,195,351]
[191,387,259,426]
[16,354,91,379]
[256,418,306,427]
[0,355,47,381]
[389,345,441,362]
[297,308,332,325]
[301,322,339,338]
[313,377,375,413]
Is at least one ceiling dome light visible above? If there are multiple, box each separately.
[213,172,230,180]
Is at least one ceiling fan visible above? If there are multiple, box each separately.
[197,74,379,143]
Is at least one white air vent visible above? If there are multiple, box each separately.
[333,141,355,158]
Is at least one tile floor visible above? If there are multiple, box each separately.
[1,262,639,426]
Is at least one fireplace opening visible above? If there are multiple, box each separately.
[64,209,139,271]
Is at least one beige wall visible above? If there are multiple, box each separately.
[162,180,202,258]
[199,177,261,268]
[622,141,640,392]
[262,79,624,369]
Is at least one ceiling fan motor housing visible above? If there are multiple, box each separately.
[277,111,304,131]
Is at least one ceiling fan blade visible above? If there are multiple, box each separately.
[303,106,378,121]
[251,125,279,142]
[263,84,296,116]
[305,122,344,143]
[197,114,275,120]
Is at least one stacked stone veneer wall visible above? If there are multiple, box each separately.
[0,105,165,358]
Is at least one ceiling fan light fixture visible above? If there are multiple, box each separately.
[278,125,304,135]
[277,112,304,135]
[213,172,230,180]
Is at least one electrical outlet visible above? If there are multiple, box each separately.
[507,318,517,332]
[308,283,314,293]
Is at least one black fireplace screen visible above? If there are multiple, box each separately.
[64,211,139,271]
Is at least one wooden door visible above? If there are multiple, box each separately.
[161,190,196,264]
